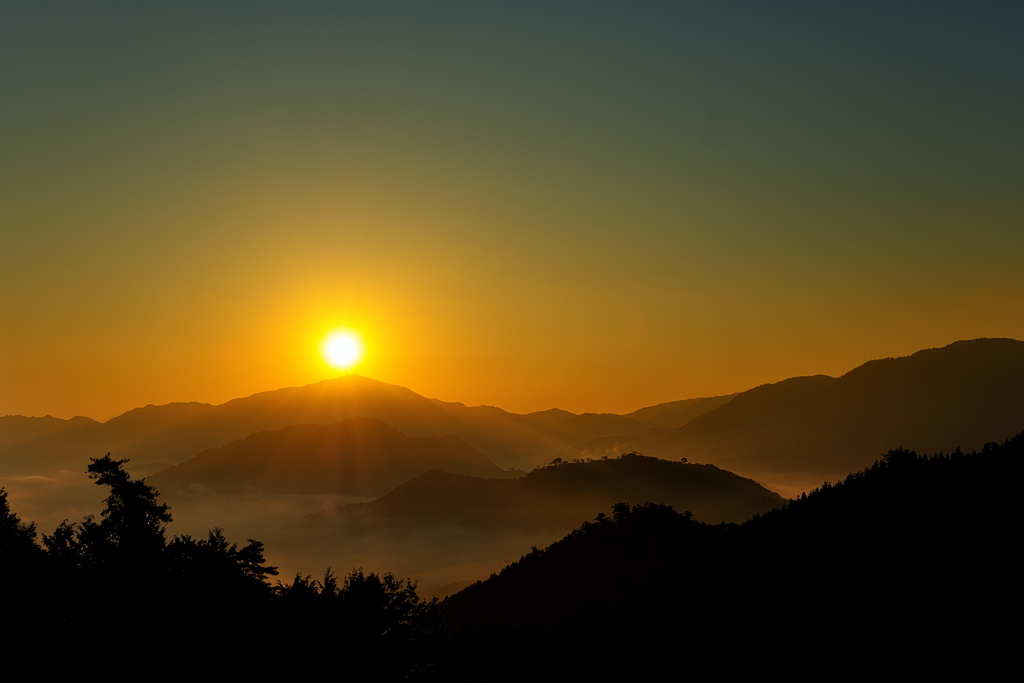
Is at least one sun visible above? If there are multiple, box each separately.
[322,329,365,371]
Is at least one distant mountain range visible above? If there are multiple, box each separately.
[4,338,1023,499]
[581,338,1024,489]
[0,375,725,476]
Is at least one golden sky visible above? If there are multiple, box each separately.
[3,2,1023,421]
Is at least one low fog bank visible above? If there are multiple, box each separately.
[1,470,106,534]
[1,473,573,598]
[163,491,575,598]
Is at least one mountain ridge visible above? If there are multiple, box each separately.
[322,452,783,529]
[148,416,509,496]
[581,337,1024,491]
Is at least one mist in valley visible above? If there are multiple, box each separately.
[1,466,579,598]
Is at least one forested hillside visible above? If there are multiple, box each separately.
[440,432,1020,676]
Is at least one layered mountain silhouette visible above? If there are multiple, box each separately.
[0,376,663,476]
[581,338,1024,490]
[4,338,1023,501]
[148,417,508,496]
[320,452,783,529]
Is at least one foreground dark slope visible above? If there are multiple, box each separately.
[148,417,508,496]
[324,452,783,529]
[583,338,1024,489]
[440,432,1020,676]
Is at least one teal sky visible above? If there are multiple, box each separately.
[3,2,1023,420]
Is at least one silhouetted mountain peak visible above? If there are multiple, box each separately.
[148,416,506,495]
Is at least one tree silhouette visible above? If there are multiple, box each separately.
[272,567,441,676]
[1,487,43,586]
[47,454,173,568]
[89,454,170,557]
[0,487,37,555]
[35,455,285,660]
[166,527,278,604]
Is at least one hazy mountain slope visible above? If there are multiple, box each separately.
[148,417,507,496]
[177,378,632,470]
[520,410,654,440]
[625,393,737,428]
[325,452,784,529]
[583,338,1024,489]
[518,408,575,429]
[519,395,738,439]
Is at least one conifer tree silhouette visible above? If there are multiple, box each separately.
[81,454,171,566]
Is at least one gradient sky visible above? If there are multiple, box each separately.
[3,1,1023,421]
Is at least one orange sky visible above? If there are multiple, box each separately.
[3,3,1023,421]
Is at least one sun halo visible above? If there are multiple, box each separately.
[322,330,365,371]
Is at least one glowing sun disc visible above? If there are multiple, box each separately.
[323,331,364,370]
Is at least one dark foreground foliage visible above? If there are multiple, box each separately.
[1,455,440,678]
[2,434,1020,678]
